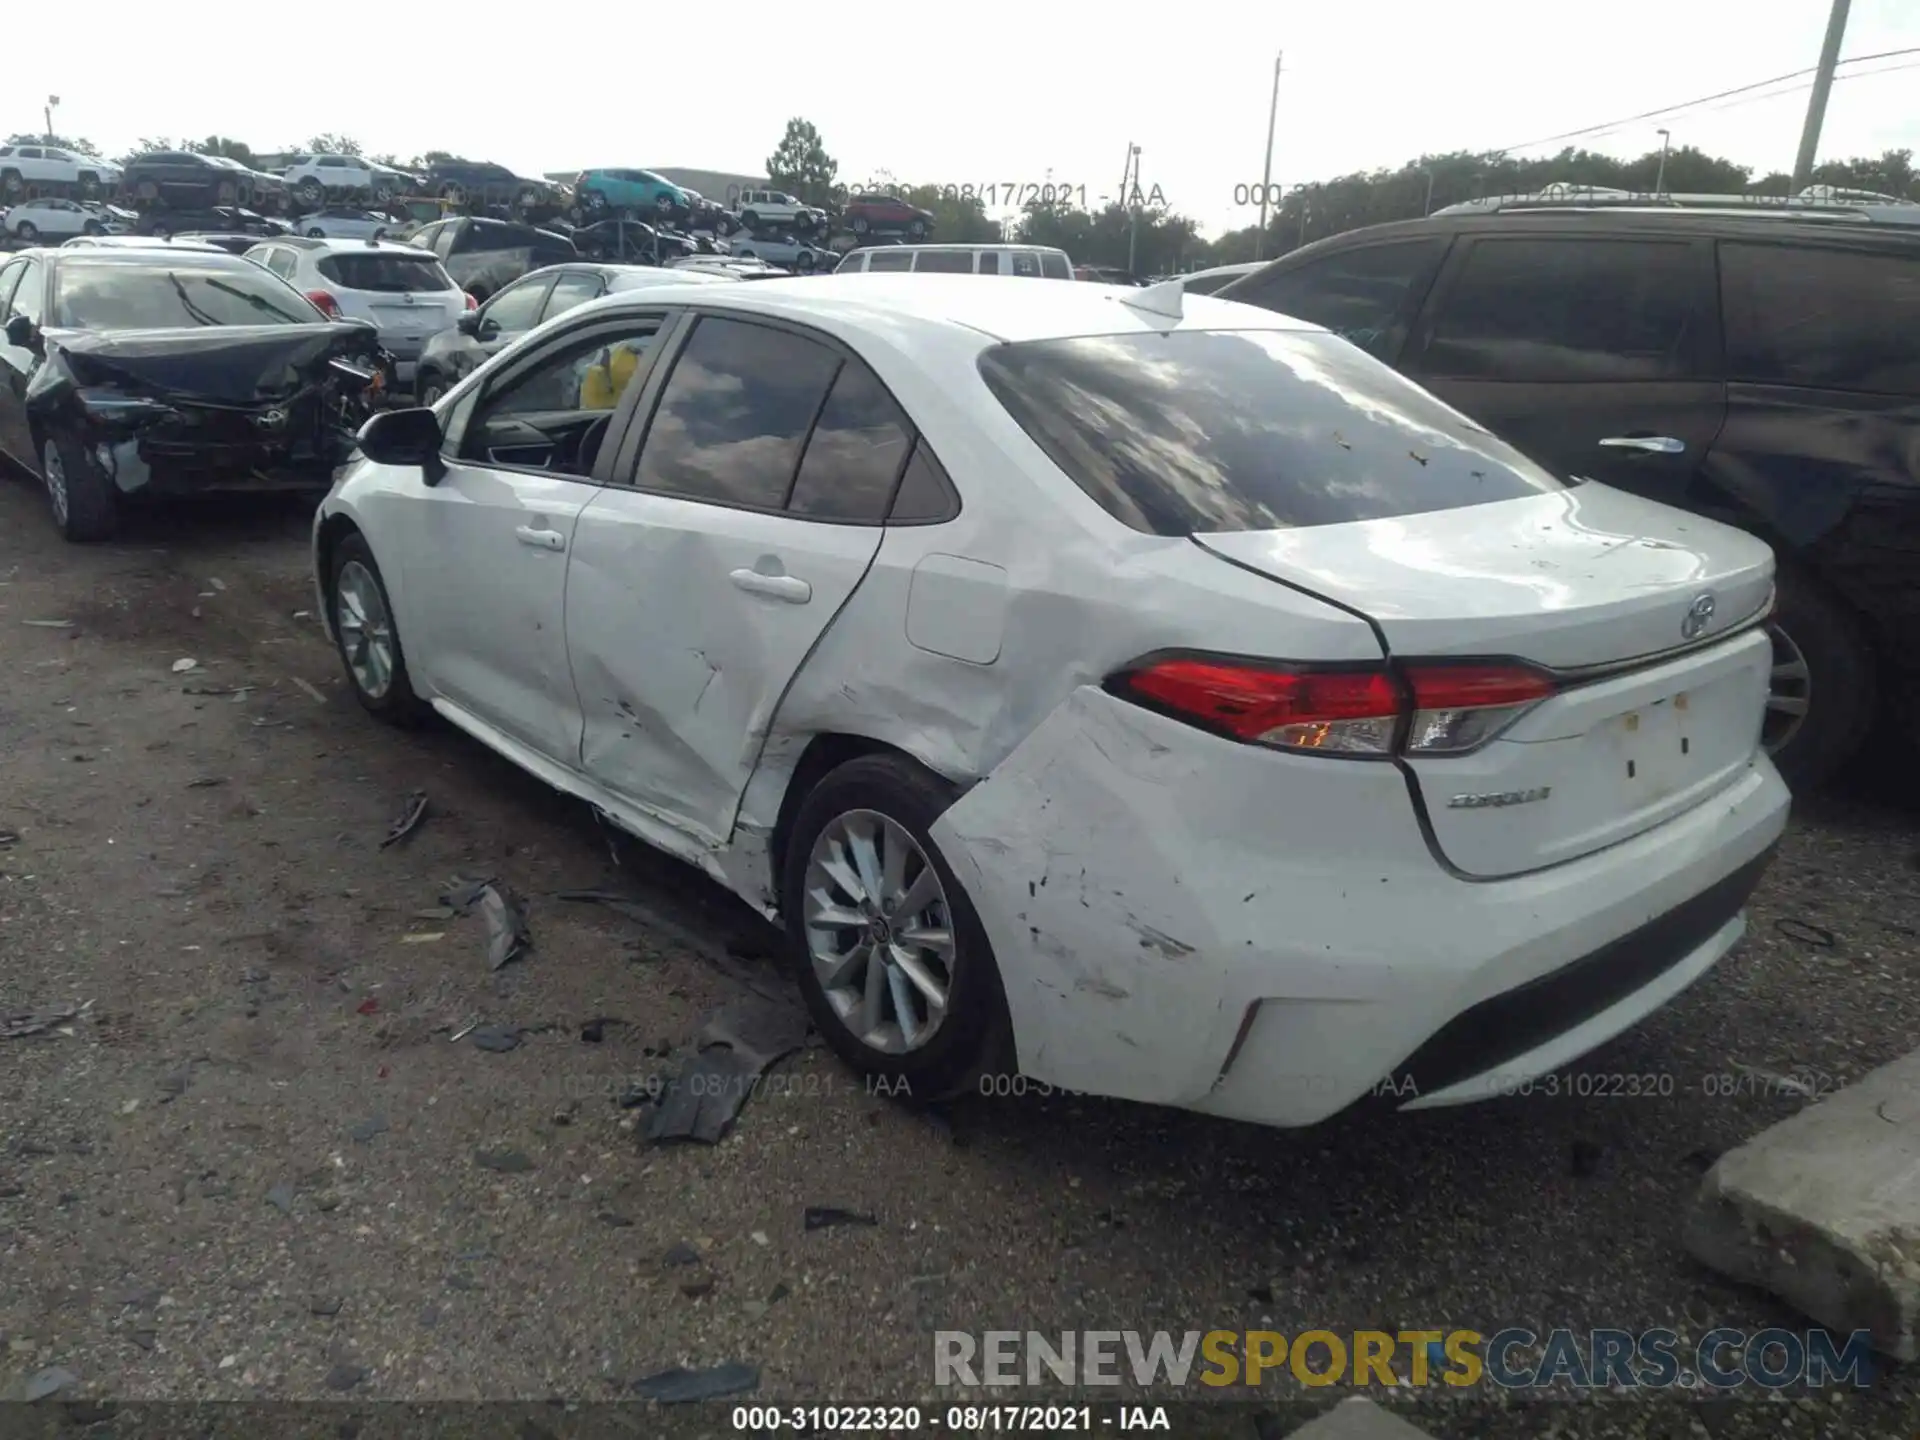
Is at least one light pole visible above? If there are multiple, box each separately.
[1791,0,1853,192]
[44,95,59,142]
[1126,144,1142,275]
[1256,51,1282,260]
[1420,168,1435,216]
[1655,129,1671,195]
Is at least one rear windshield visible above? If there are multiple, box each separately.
[53,262,319,328]
[1039,252,1071,280]
[318,252,452,293]
[977,329,1568,535]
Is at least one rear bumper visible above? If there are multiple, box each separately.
[931,687,1791,1129]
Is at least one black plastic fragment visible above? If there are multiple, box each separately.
[380,791,430,849]
[644,998,808,1145]
[804,1206,878,1231]
[630,1361,759,1403]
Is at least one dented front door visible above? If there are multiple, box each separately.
[562,493,882,847]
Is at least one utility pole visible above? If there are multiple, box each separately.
[1127,144,1142,275]
[1420,168,1435,216]
[1655,129,1672,195]
[1256,52,1282,260]
[44,95,59,142]
[1791,0,1853,192]
[1118,142,1135,212]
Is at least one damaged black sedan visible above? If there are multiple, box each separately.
[0,248,384,541]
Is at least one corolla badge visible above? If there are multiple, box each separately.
[1681,591,1717,640]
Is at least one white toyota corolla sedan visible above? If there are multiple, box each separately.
[312,273,1789,1127]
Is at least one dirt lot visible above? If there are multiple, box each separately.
[1,476,1916,1439]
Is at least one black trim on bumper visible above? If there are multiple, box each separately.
[1383,844,1779,1100]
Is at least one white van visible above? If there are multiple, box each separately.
[833,244,1073,278]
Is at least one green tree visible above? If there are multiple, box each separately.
[303,133,363,157]
[766,119,838,208]
[8,132,100,156]
[122,137,182,162]
[187,136,257,165]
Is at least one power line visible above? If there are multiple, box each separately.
[1560,58,1920,148]
[1494,45,1920,154]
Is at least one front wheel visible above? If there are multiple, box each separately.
[329,532,427,725]
[41,430,118,542]
[1762,568,1876,790]
[297,178,324,207]
[307,227,326,238]
[15,221,36,242]
[908,219,927,238]
[78,173,101,200]
[783,755,1013,1101]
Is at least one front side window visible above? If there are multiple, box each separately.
[0,260,30,321]
[540,272,606,323]
[1419,238,1705,382]
[1227,239,1445,359]
[462,319,666,472]
[631,316,841,509]
[1720,241,1920,396]
[786,358,915,521]
[52,261,317,328]
[478,277,551,336]
[979,328,1567,537]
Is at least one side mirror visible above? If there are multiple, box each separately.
[357,407,446,484]
[4,314,36,349]
[456,309,481,337]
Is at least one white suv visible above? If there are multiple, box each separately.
[0,144,122,201]
[284,155,393,208]
[245,237,467,397]
[730,188,826,233]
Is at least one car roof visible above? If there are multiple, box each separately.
[563,272,1313,344]
[842,242,1067,256]
[50,246,261,269]
[254,237,429,253]
[57,236,226,252]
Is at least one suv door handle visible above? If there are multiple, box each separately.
[514,525,566,552]
[1597,435,1685,455]
[730,569,811,603]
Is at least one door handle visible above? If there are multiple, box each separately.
[729,569,812,603]
[1597,435,1685,455]
[514,525,566,552]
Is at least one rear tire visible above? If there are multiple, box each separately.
[15,221,37,242]
[328,532,428,726]
[782,755,1014,1102]
[1764,566,1876,790]
[41,430,118,542]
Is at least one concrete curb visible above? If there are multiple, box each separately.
[1683,1046,1920,1360]
[1282,1397,1441,1439]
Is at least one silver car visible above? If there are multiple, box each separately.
[293,208,394,241]
[6,198,134,243]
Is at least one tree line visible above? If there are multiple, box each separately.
[17,118,1917,274]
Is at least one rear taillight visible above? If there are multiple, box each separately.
[306,289,341,318]
[463,292,478,311]
[1106,656,1555,758]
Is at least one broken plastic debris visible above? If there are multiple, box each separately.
[555,888,787,1002]
[21,620,73,629]
[441,876,496,913]
[804,1206,879,1231]
[23,1366,79,1402]
[400,933,444,945]
[379,790,429,849]
[171,658,199,674]
[630,1361,760,1403]
[1773,916,1836,948]
[186,776,228,789]
[290,676,327,704]
[644,997,809,1146]
[478,883,531,970]
[3,1001,89,1040]
[470,1024,522,1053]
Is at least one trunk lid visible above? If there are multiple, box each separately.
[1195,484,1777,878]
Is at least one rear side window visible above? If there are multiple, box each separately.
[978,329,1567,536]
[1010,253,1040,278]
[1227,239,1444,358]
[913,249,973,274]
[787,359,915,521]
[834,253,865,273]
[1039,252,1071,280]
[317,252,452,292]
[867,250,911,272]
[1419,238,1706,382]
[1720,241,1920,396]
[633,317,841,509]
[978,253,1000,275]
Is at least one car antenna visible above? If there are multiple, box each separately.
[1118,276,1184,320]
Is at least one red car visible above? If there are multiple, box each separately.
[841,192,933,238]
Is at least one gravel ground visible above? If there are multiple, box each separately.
[0,477,1915,1440]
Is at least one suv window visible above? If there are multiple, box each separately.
[1228,239,1445,358]
[479,276,552,335]
[540,272,605,322]
[1720,241,1920,396]
[912,249,973,274]
[1039,252,1071,280]
[787,358,915,521]
[978,328,1566,536]
[533,232,578,264]
[1419,237,1705,382]
[318,252,451,292]
[1010,252,1040,278]
[466,224,522,254]
[17,147,43,160]
[262,247,298,279]
[867,250,912,272]
[978,253,1001,275]
[632,316,841,508]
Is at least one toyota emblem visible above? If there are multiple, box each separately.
[1681,592,1716,640]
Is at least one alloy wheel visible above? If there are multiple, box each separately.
[41,439,70,528]
[335,559,396,700]
[803,810,956,1055]
[1763,622,1812,755]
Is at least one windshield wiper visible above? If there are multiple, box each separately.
[166,272,226,328]
[200,276,302,322]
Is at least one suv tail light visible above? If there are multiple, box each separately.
[305,289,341,318]
[1106,656,1556,758]
[463,292,478,311]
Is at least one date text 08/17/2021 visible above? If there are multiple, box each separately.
[731,1404,1169,1431]
[836,182,1090,208]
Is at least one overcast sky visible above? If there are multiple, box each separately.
[16,0,1920,234]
